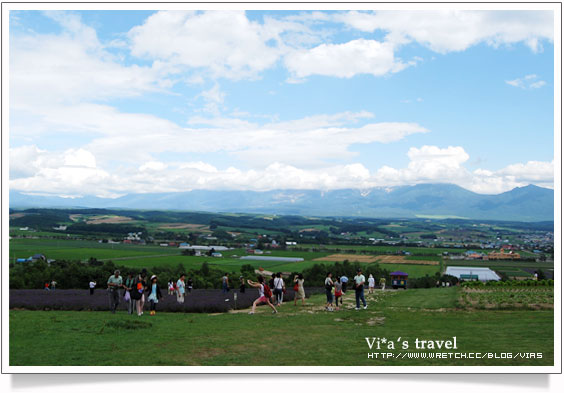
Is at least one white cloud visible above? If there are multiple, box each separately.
[10,12,166,109]
[128,11,282,80]
[10,142,553,197]
[284,39,409,78]
[506,74,547,89]
[336,10,553,53]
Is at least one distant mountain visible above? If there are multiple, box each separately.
[9,184,554,222]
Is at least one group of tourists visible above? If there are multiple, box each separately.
[323,268,371,311]
[100,267,381,316]
[43,280,57,291]
[105,269,163,316]
[169,275,193,304]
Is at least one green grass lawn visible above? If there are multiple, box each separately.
[9,287,553,367]
[371,263,440,278]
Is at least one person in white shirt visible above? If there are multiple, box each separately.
[368,274,375,294]
[247,276,277,315]
[273,272,285,306]
[89,280,96,295]
[354,269,367,310]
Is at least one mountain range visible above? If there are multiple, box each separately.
[9,184,554,222]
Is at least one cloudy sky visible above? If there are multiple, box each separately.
[8,8,555,198]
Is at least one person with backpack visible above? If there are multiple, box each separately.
[273,272,285,306]
[247,276,277,315]
[293,274,305,306]
[324,272,334,311]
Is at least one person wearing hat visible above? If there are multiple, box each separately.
[147,274,162,316]
[353,268,367,311]
[107,269,124,314]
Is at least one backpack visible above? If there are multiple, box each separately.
[263,283,272,299]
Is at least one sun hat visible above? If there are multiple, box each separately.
[150,275,157,281]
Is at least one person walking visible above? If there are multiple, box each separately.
[107,270,124,314]
[293,274,306,306]
[340,275,349,293]
[50,280,57,291]
[334,276,343,310]
[273,272,285,306]
[44,282,50,291]
[247,276,277,315]
[368,274,375,294]
[353,268,367,311]
[176,274,186,304]
[124,273,135,314]
[380,277,387,290]
[324,272,334,311]
[89,280,96,295]
[147,275,162,316]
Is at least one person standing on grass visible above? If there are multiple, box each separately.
[50,280,57,291]
[381,277,387,290]
[324,272,334,311]
[353,268,367,311]
[247,276,277,315]
[239,276,246,293]
[273,272,285,306]
[340,275,348,293]
[187,277,193,293]
[147,275,162,316]
[124,273,135,314]
[334,276,343,310]
[168,279,174,295]
[44,282,50,291]
[133,270,148,316]
[89,280,96,295]
[107,270,124,314]
[293,274,306,306]
[176,274,186,304]
[368,274,375,294]
[222,273,230,294]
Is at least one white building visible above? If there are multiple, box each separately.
[445,266,500,282]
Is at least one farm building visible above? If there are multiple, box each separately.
[445,266,500,282]
[240,256,304,262]
[183,245,230,251]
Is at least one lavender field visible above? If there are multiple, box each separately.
[10,287,324,313]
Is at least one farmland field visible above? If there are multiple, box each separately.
[9,287,554,366]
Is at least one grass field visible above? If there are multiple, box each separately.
[9,287,554,366]
[366,263,440,278]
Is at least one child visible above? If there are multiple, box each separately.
[334,276,343,310]
[147,275,162,316]
[247,276,277,315]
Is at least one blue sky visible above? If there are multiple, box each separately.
[8,9,555,198]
